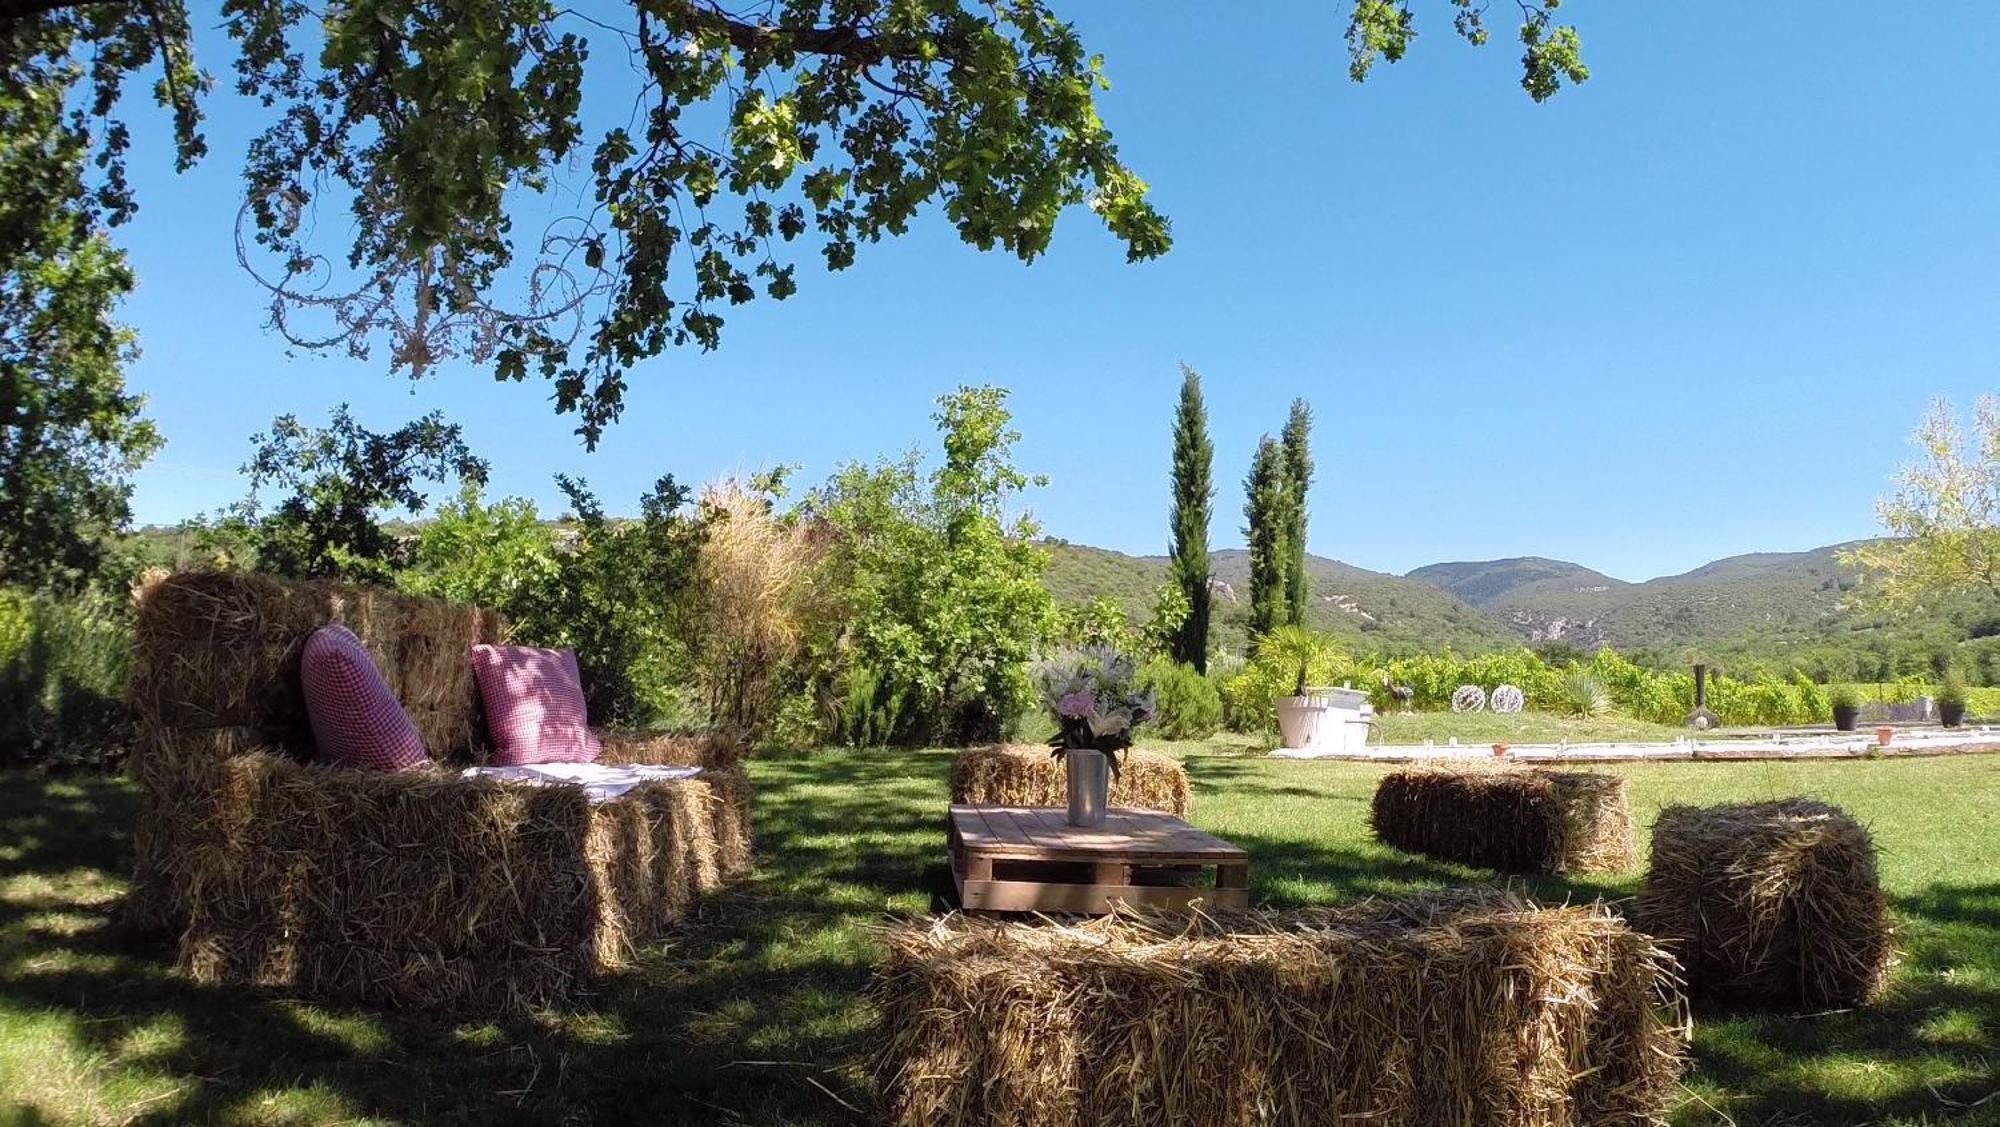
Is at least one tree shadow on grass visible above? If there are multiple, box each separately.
[0,754,970,1126]
[1677,882,1999,1125]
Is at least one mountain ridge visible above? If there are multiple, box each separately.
[1041,536,1994,672]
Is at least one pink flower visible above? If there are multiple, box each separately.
[1057,690,1097,720]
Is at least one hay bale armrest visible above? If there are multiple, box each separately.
[597,728,746,770]
[1370,764,1638,874]
[1636,799,1893,1008]
[951,744,1191,818]
[167,750,751,1009]
[872,890,1688,1127]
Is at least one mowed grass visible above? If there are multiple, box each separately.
[1369,709,1689,745]
[0,750,1995,1125]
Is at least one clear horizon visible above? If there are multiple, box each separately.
[112,5,1993,580]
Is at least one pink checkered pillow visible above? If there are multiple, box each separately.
[471,644,602,766]
[301,624,429,771]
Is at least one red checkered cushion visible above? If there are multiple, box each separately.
[472,644,602,766]
[301,624,429,771]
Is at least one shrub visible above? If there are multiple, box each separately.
[799,387,1054,746]
[1052,595,1138,652]
[1559,672,1614,719]
[404,480,721,730]
[401,485,560,614]
[0,588,133,770]
[690,479,820,742]
[407,477,708,728]
[1140,658,1222,740]
[1936,672,1968,709]
[836,662,918,747]
[1219,631,1348,734]
[531,476,709,727]
[1793,672,1832,723]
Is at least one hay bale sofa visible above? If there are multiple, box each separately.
[873,889,1688,1126]
[1636,799,1893,1007]
[1370,763,1639,874]
[951,743,1191,817]
[125,571,753,1009]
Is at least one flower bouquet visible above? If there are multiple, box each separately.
[1037,647,1156,826]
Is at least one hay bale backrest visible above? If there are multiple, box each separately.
[130,571,509,764]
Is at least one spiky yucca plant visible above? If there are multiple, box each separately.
[1560,671,1615,719]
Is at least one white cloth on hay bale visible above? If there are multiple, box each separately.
[462,762,704,803]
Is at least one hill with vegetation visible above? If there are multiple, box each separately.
[1406,557,1627,609]
[1411,546,1857,654]
[1041,542,1521,656]
[1404,541,2000,682]
[1046,537,2000,682]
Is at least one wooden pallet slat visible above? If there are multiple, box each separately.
[949,804,1251,915]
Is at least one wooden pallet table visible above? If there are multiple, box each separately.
[948,804,1250,914]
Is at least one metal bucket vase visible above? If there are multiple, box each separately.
[1065,748,1109,827]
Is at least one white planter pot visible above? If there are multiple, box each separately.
[1275,696,1333,751]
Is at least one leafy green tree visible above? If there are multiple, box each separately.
[1167,364,1213,671]
[1055,595,1138,652]
[400,484,560,615]
[7,1,1583,441]
[532,475,709,725]
[400,476,707,725]
[803,385,1053,744]
[1279,397,1314,626]
[0,64,161,592]
[237,406,487,581]
[1845,396,2000,611]
[1143,581,1192,659]
[1243,435,1286,638]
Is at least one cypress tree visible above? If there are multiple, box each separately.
[1279,398,1314,626]
[1244,435,1286,638]
[1167,365,1214,672]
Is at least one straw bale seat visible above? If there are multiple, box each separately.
[873,889,1687,1126]
[1370,763,1638,874]
[1635,799,1893,1007]
[951,744,1191,817]
[125,570,752,1009]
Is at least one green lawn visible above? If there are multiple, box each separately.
[1369,709,1689,745]
[1,750,1995,1125]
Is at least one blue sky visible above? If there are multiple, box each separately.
[115,4,1998,581]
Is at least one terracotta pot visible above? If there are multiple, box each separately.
[1491,743,1509,759]
[1875,725,1894,747]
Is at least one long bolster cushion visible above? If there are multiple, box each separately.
[461,762,703,803]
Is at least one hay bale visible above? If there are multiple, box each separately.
[1635,799,1893,1007]
[951,744,1191,817]
[873,889,1687,1127]
[599,729,747,771]
[169,752,755,1009]
[1369,764,1638,874]
[129,570,506,760]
